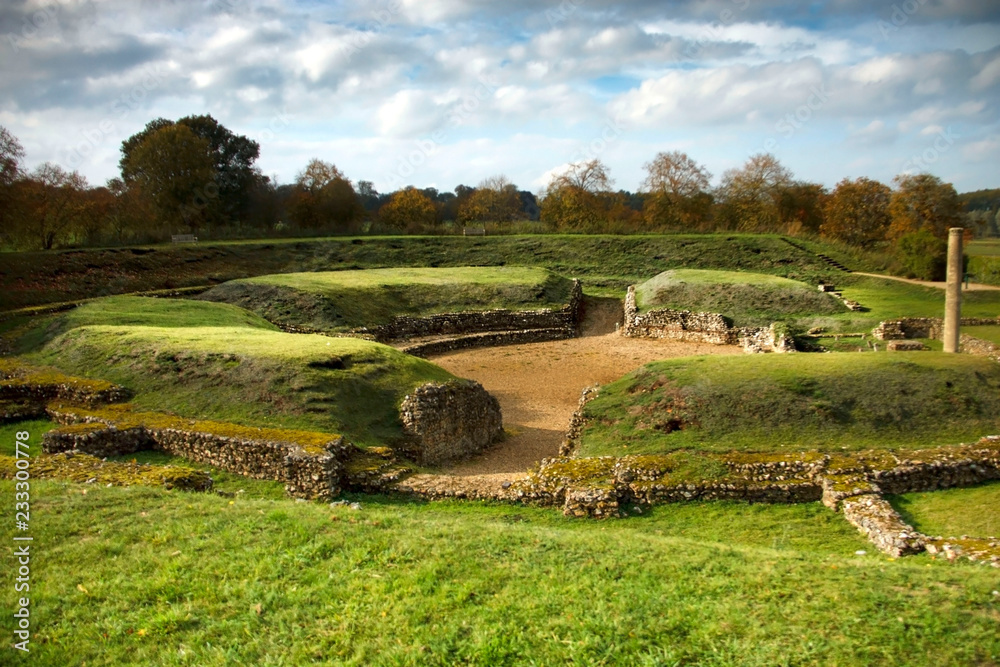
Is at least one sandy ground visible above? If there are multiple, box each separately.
[430,300,742,475]
[853,272,1000,291]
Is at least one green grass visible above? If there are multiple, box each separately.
[5,295,278,354]
[578,352,1000,456]
[967,240,1000,256]
[198,266,575,332]
[889,481,1000,538]
[635,269,847,328]
[28,325,454,447]
[798,274,1000,333]
[963,325,1000,345]
[3,478,998,666]
[0,234,883,311]
[0,418,58,456]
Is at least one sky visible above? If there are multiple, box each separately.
[1,0,999,196]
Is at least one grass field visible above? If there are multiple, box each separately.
[963,325,1000,345]
[25,320,453,447]
[0,234,878,311]
[198,266,575,332]
[889,481,1000,538]
[2,477,998,666]
[577,352,1000,456]
[635,269,847,328]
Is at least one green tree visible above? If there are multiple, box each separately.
[895,228,947,280]
[120,115,261,228]
[820,177,891,248]
[123,124,216,233]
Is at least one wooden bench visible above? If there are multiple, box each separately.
[171,234,198,244]
[463,227,486,237]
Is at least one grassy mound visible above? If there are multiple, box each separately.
[29,325,453,447]
[636,269,846,327]
[4,295,278,354]
[890,481,1000,538]
[578,352,1000,456]
[197,266,575,332]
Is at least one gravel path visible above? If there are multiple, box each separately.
[853,272,1000,291]
[429,299,742,476]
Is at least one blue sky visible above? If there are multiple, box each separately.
[1,0,998,194]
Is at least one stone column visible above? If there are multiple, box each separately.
[942,227,964,353]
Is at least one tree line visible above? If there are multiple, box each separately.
[1,117,997,279]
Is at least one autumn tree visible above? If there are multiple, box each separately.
[541,159,622,231]
[458,174,522,224]
[641,151,712,229]
[778,182,827,235]
[286,159,362,233]
[716,153,793,232]
[0,126,26,247]
[379,187,436,230]
[13,163,89,249]
[122,123,217,233]
[888,173,963,240]
[820,177,891,248]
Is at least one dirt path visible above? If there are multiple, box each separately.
[853,272,1000,291]
[429,299,742,475]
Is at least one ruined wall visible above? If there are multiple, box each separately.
[399,380,503,466]
[401,328,573,358]
[358,279,583,343]
[44,406,351,500]
[960,333,1000,359]
[872,317,1000,340]
[622,286,795,353]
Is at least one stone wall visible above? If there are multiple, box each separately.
[559,386,600,456]
[622,285,795,353]
[357,279,583,343]
[960,334,1000,360]
[44,406,351,500]
[399,380,503,465]
[872,317,1000,340]
[401,328,573,358]
[840,494,926,557]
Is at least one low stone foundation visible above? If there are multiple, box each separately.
[872,316,1000,340]
[44,404,352,500]
[622,286,795,353]
[399,380,503,465]
[961,334,1000,360]
[559,386,600,456]
[400,327,573,358]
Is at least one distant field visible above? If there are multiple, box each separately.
[198,266,574,332]
[0,234,877,310]
[966,239,1000,256]
[635,269,846,328]
[578,352,1000,456]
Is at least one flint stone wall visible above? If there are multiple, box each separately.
[841,494,925,557]
[400,380,503,466]
[44,409,350,500]
[961,334,1000,359]
[357,280,583,343]
[872,317,1000,340]
[622,286,795,353]
[401,327,572,358]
